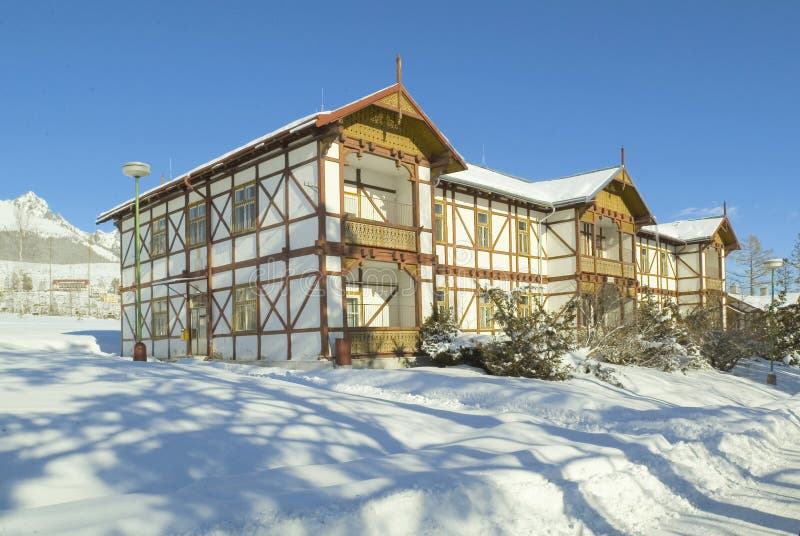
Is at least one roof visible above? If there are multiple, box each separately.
[728,292,800,311]
[640,216,739,249]
[96,112,320,224]
[441,164,657,224]
[442,164,623,207]
[97,84,466,224]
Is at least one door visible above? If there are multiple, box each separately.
[190,294,208,356]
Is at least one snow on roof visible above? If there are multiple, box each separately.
[441,164,622,207]
[728,292,800,311]
[97,84,470,224]
[639,216,725,243]
[96,112,321,223]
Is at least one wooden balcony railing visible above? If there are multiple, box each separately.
[348,329,419,356]
[344,220,417,251]
[582,256,635,279]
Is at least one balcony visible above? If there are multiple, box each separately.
[344,221,416,251]
[582,256,635,279]
[348,329,420,356]
[344,195,413,226]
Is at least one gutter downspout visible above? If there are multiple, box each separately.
[537,202,557,304]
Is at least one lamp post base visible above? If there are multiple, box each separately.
[133,342,147,362]
[766,372,777,385]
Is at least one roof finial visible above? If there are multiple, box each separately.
[396,54,402,85]
[723,200,727,216]
[620,145,625,167]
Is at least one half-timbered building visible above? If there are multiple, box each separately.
[98,77,739,365]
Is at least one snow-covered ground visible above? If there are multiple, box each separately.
[1,314,798,535]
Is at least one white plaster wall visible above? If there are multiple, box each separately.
[235,234,257,262]
[291,332,321,361]
[288,218,317,250]
[324,160,341,214]
[212,240,232,267]
[234,165,256,186]
[262,334,288,361]
[236,335,258,359]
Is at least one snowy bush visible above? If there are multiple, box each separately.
[480,288,576,380]
[701,329,751,371]
[583,360,624,389]
[419,307,459,365]
[593,291,703,372]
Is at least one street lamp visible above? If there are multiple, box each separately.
[122,161,151,361]
[763,257,784,385]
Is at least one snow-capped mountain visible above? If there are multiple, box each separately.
[0,191,119,263]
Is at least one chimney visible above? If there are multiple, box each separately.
[729,283,738,294]
[760,286,768,297]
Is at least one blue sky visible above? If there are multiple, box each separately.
[1,1,798,256]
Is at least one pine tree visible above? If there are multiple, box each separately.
[730,235,773,295]
[481,288,576,380]
[419,306,459,363]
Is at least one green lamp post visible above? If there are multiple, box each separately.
[122,161,151,361]
[763,257,784,385]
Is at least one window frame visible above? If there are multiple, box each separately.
[187,201,207,248]
[435,287,448,316]
[581,222,594,257]
[478,293,494,330]
[233,284,257,333]
[346,290,363,328]
[517,292,531,318]
[232,182,257,234]
[434,201,446,243]
[476,211,491,250]
[151,298,169,339]
[150,216,168,258]
[517,219,530,255]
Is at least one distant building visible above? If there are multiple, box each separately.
[97,78,739,364]
[52,279,89,291]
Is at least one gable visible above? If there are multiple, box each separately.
[341,105,450,165]
[592,169,654,224]
[318,85,466,174]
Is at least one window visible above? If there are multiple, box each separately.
[187,202,206,247]
[152,299,168,338]
[346,295,361,327]
[151,217,167,257]
[434,202,446,242]
[596,226,607,258]
[479,293,494,329]
[660,252,669,276]
[581,222,594,256]
[233,183,256,233]
[640,247,649,272]
[435,288,448,316]
[518,220,529,255]
[517,293,531,317]
[476,212,490,249]
[233,285,257,332]
[622,233,634,263]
